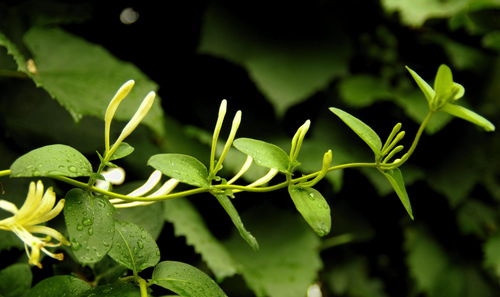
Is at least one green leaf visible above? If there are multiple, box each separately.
[0,32,28,73]
[457,200,497,237]
[23,27,165,136]
[148,154,209,188]
[151,261,228,297]
[380,169,414,219]
[381,0,467,27]
[441,103,495,131]
[329,107,382,157]
[339,75,392,108]
[288,186,331,237]
[405,227,449,294]
[214,193,259,250]
[114,203,164,239]
[233,138,290,173]
[224,205,322,297]
[10,144,92,177]
[64,188,115,264]
[199,4,349,116]
[484,233,500,278]
[483,31,500,51]
[433,64,454,96]
[109,142,135,161]
[327,258,388,297]
[79,282,140,297]
[164,199,237,280]
[108,221,160,274]
[405,66,435,104]
[25,275,90,297]
[0,264,32,297]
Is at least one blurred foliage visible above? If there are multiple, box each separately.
[0,0,499,296]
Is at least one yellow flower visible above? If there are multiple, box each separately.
[0,181,69,268]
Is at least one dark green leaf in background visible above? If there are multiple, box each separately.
[199,3,349,116]
[25,275,90,297]
[23,27,165,136]
[0,263,32,297]
[151,261,228,297]
[327,258,387,297]
[64,188,115,264]
[163,199,238,280]
[10,144,93,177]
[108,221,160,274]
[339,74,392,108]
[223,206,322,297]
[381,0,467,27]
[405,227,449,294]
[484,233,500,278]
[148,153,209,188]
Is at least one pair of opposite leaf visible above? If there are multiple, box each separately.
[330,65,495,221]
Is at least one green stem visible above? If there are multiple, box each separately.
[0,170,11,177]
[0,162,377,202]
[137,277,148,297]
[380,111,434,170]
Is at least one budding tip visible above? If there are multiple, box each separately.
[220,99,227,111]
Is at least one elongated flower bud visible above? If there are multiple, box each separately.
[104,80,135,153]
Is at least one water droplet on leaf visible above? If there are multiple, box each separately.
[82,218,93,226]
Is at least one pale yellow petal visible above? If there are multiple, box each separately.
[26,225,70,245]
[26,187,56,225]
[0,200,19,214]
[17,181,45,222]
[28,199,65,226]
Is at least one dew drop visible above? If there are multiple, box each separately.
[33,170,41,176]
[68,166,77,173]
[87,227,94,235]
[137,241,144,249]
[58,164,65,169]
[82,218,93,226]
[96,199,106,208]
[76,224,84,231]
[71,240,81,250]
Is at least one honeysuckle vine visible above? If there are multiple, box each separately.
[0,64,495,297]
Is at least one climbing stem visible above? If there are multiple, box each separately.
[0,162,377,201]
